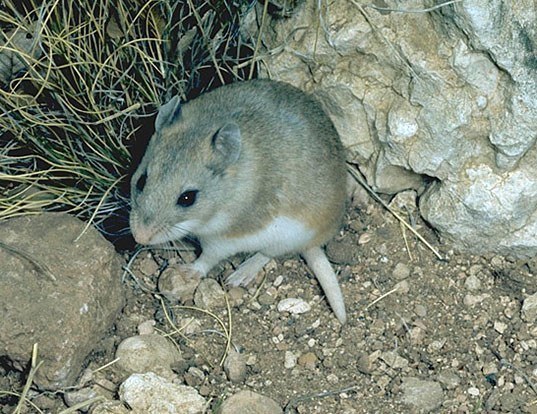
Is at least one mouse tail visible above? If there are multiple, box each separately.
[301,246,347,324]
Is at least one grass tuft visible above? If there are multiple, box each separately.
[0,0,256,238]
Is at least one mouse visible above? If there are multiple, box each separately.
[129,79,348,324]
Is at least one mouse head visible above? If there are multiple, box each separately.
[130,96,242,245]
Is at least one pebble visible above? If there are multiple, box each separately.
[158,265,201,304]
[358,233,372,245]
[393,262,410,280]
[115,334,182,380]
[298,352,317,370]
[467,386,480,396]
[216,390,283,414]
[224,349,247,383]
[184,367,205,387]
[482,362,498,376]
[464,274,481,290]
[394,280,410,294]
[138,256,159,276]
[325,238,361,265]
[326,373,339,384]
[277,298,311,315]
[273,275,284,287]
[427,339,447,353]
[284,351,297,369]
[380,351,408,369]
[194,278,225,309]
[437,370,461,389]
[414,304,427,317]
[521,292,537,322]
[463,293,490,306]
[258,292,277,306]
[227,287,246,306]
[494,321,508,334]
[401,377,444,412]
[178,317,202,335]
[119,372,206,413]
[468,264,483,277]
[137,320,156,335]
[91,401,129,413]
[356,354,373,374]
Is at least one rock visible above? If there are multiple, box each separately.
[277,298,311,315]
[138,255,159,276]
[437,370,461,390]
[401,377,444,412]
[521,292,537,322]
[91,400,130,414]
[0,213,124,389]
[464,293,490,306]
[193,278,225,309]
[465,275,481,290]
[394,280,410,295]
[224,349,247,383]
[356,354,373,375]
[297,352,317,370]
[245,1,537,258]
[158,265,201,303]
[325,237,361,265]
[380,351,408,369]
[392,263,410,280]
[119,372,206,414]
[216,390,283,414]
[137,320,156,335]
[284,351,297,369]
[184,367,205,387]
[389,190,418,216]
[115,334,182,380]
[64,370,116,409]
[467,386,480,397]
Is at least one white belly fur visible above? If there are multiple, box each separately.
[203,216,315,258]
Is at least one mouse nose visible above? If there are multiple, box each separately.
[130,217,155,245]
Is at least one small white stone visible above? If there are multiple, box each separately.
[307,338,316,347]
[284,351,297,369]
[358,233,372,245]
[494,321,508,334]
[277,298,311,314]
[514,375,525,385]
[326,373,339,384]
[273,275,284,287]
[120,372,206,413]
[467,386,480,396]
[522,292,537,322]
[137,320,156,335]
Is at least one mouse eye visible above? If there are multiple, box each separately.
[177,190,198,207]
[136,172,147,192]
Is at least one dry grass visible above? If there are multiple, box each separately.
[0,0,256,236]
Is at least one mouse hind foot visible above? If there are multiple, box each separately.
[226,252,271,287]
[301,246,347,325]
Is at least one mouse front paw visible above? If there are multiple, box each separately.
[158,264,203,303]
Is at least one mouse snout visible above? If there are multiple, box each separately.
[130,215,156,245]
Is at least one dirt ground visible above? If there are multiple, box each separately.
[113,200,537,413]
[4,201,537,413]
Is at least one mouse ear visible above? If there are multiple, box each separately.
[210,122,241,173]
[155,96,182,131]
